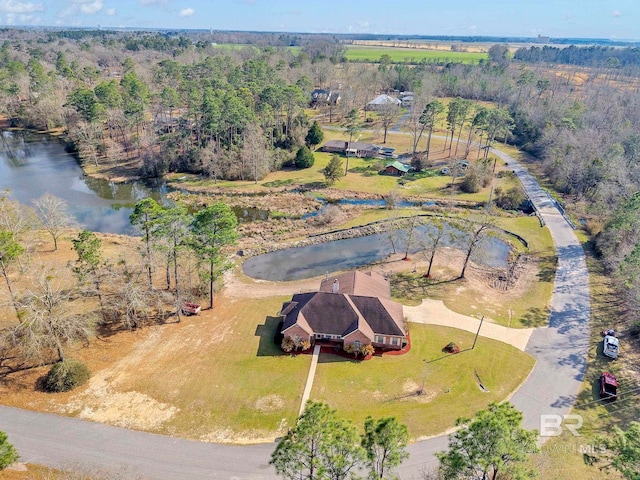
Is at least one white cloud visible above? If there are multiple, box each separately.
[613,10,621,17]
[106,7,115,15]
[0,1,43,14]
[140,0,166,5]
[74,0,103,14]
[4,12,39,24]
[179,7,194,17]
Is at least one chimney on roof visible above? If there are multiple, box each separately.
[332,279,339,293]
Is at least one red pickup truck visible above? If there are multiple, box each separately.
[599,372,618,400]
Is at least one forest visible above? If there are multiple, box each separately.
[0,29,638,328]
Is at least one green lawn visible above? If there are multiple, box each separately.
[344,46,486,64]
[310,324,535,439]
[116,296,535,443]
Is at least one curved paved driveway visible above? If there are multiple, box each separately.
[396,147,591,477]
[0,148,590,479]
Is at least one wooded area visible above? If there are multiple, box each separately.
[0,29,637,328]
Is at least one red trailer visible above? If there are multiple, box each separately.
[182,302,201,315]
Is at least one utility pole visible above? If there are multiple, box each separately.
[419,358,427,395]
[472,315,484,349]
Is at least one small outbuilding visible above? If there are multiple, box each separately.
[383,161,410,176]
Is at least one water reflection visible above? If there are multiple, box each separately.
[0,131,167,235]
[242,223,511,281]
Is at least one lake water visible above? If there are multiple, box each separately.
[2,131,512,280]
[242,223,511,281]
[0,131,166,235]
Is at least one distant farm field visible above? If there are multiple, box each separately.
[344,45,486,64]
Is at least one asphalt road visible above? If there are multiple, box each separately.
[0,145,590,479]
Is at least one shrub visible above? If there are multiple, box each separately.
[43,358,91,392]
[311,204,342,227]
[443,342,460,354]
[495,186,527,211]
[0,431,18,470]
[460,167,481,193]
[343,343,359,355]
[281,337,294,353]
[360,344,375,357]
[411,155,424,172]
[294,146,315,169]
[384,190,401,209]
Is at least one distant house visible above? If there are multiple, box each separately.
[321,140,379,158]
[280,270,407,351]
[366,94,401,111]
[400,92,414,108]
[383,161,409,176]
[311,88,341,106]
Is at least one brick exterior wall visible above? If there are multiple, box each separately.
[283,324,311,343]
[343,329,373,347]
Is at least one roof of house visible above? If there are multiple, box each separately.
[319,270,390,298]
[322,140,379,151]
[367,94,401,106]
[385,161,410,173]
[282,292,360,336]
[281,270,405,340]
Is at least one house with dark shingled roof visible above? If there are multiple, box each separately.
[279,270,407,351]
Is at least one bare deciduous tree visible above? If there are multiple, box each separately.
[458,219,493,279]
[5,268,93,365]
[105,259,156,330]
[378,100,400,144]
[33,193,77,250]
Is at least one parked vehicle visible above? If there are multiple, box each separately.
[182,302,201,315]
[603,335,619,359]
[599,372,618,400]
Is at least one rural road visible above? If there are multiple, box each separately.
[0,145,590,479]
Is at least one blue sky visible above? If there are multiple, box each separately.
[0,0,637,40]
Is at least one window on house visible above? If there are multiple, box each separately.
[375,336,385,343]
[391,337,400,346]
[354,340,361,349]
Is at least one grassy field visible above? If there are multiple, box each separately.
[344,45,486,64]
[311,324,535,439]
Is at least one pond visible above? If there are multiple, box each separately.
[242,223,512,281]
[0,131,167,235]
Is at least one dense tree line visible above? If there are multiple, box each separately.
[514,44,640,68]
[0,31,319,181]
